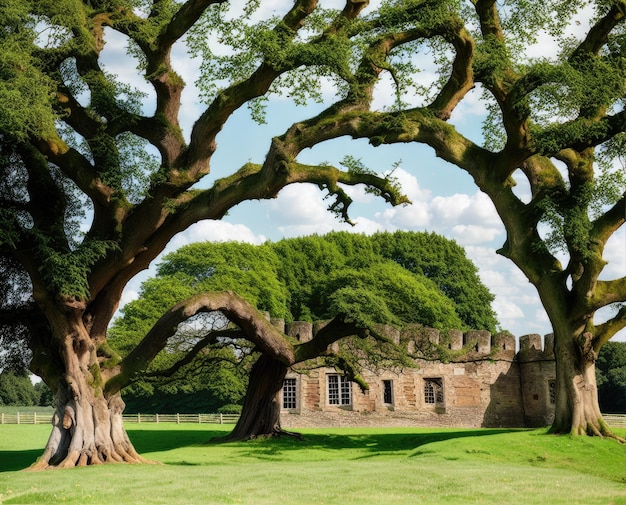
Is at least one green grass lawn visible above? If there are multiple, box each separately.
[0,406,53,415]
[0,424,625,505]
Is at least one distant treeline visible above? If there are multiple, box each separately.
[0,372,52,407]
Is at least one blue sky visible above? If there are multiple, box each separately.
[99,1,626,342]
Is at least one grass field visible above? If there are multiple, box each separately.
[1,424,625,505]
[0,406,53,415]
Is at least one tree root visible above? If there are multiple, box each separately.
[551,418,626,444]
[219,427,304,443]
[26,444,157,470]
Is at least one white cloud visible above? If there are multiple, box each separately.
[450,224,501,245]
[170,221,267,249]
[493,298,524,321]
[393,168,432,202]
[602,229,626,280]
[524,6,594,61]
[375,202,431,229]
[119,288,139,309]
[431,191,500,226]
[266,184,329,225]
[450,84,489,120]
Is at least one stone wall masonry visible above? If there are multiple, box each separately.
[279,320,556,429]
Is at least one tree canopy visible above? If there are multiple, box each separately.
[110,231,496,414]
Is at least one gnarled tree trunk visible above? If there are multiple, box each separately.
[550,327,618,439]
[31,390,145,469]
[29,312,146,469]
[227,354,290,440]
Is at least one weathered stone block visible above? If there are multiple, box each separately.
[286,321,313,342]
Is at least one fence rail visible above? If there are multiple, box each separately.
[0,412,240,425]
[122,413,240,424]
[601,414,626,428]
[0,412,54,425]
[2,411,625,427]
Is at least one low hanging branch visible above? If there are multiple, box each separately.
[106,291,295,396]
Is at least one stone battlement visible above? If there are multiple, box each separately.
[277,319,555,363]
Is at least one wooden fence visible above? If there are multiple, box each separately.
[0,412,54,425]
[0,412,240,425]
[122,413,241,424]
[601,414,626,428]
[2,411,625,427]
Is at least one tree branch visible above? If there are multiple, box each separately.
[141,328,244,380]
[428,20,475,120]
[184,0,319,171]
[158,0,227,50]
[107,291,294,394]
[294,314,370,362]
[591,277,626,311]
[533,110,626,156]
[594,305,626,350]
[294,315,401,363]
[591,192,626,248]
[570,1,626,59]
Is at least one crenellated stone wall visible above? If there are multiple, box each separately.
[274,320,556,429]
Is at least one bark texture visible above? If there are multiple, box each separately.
[227,355,290,440]
[31,390,146,469]
[551,329,619,439]
[27,310,149,469]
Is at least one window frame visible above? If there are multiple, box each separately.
[382,379,394,405]
[327,374,352,406]
[424,378,444,406]
[282,377,297,410]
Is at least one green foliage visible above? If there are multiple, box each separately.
[38,240,119,299]
[369,231,498,331]
[270,230,496,329]
[319,261,463,329]
[130,230,495,330]
[596,341,626,413]
[0,1,57,141]
[157,241,291,320]
[119,342,249,414]
[535,172,625,258]
[270,234,346,320]
[0,371,39,406]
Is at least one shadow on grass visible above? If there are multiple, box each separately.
[0,429,228,472]
[234,429,521,458]
[0,428,527,472]
[128,427,525,462]
[0,450,43,472]
[128,429,228,454]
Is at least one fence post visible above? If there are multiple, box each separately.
[176,413,180,425]
[17,412,20,425]
[220,413,223,424]
[138,413,141,423]
[1,413,3,424]
[156,413,159,423]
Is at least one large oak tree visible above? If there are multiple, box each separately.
[0,0,411,468]
[314,0,625,436]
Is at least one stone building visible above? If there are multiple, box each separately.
[277,321,556,429]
